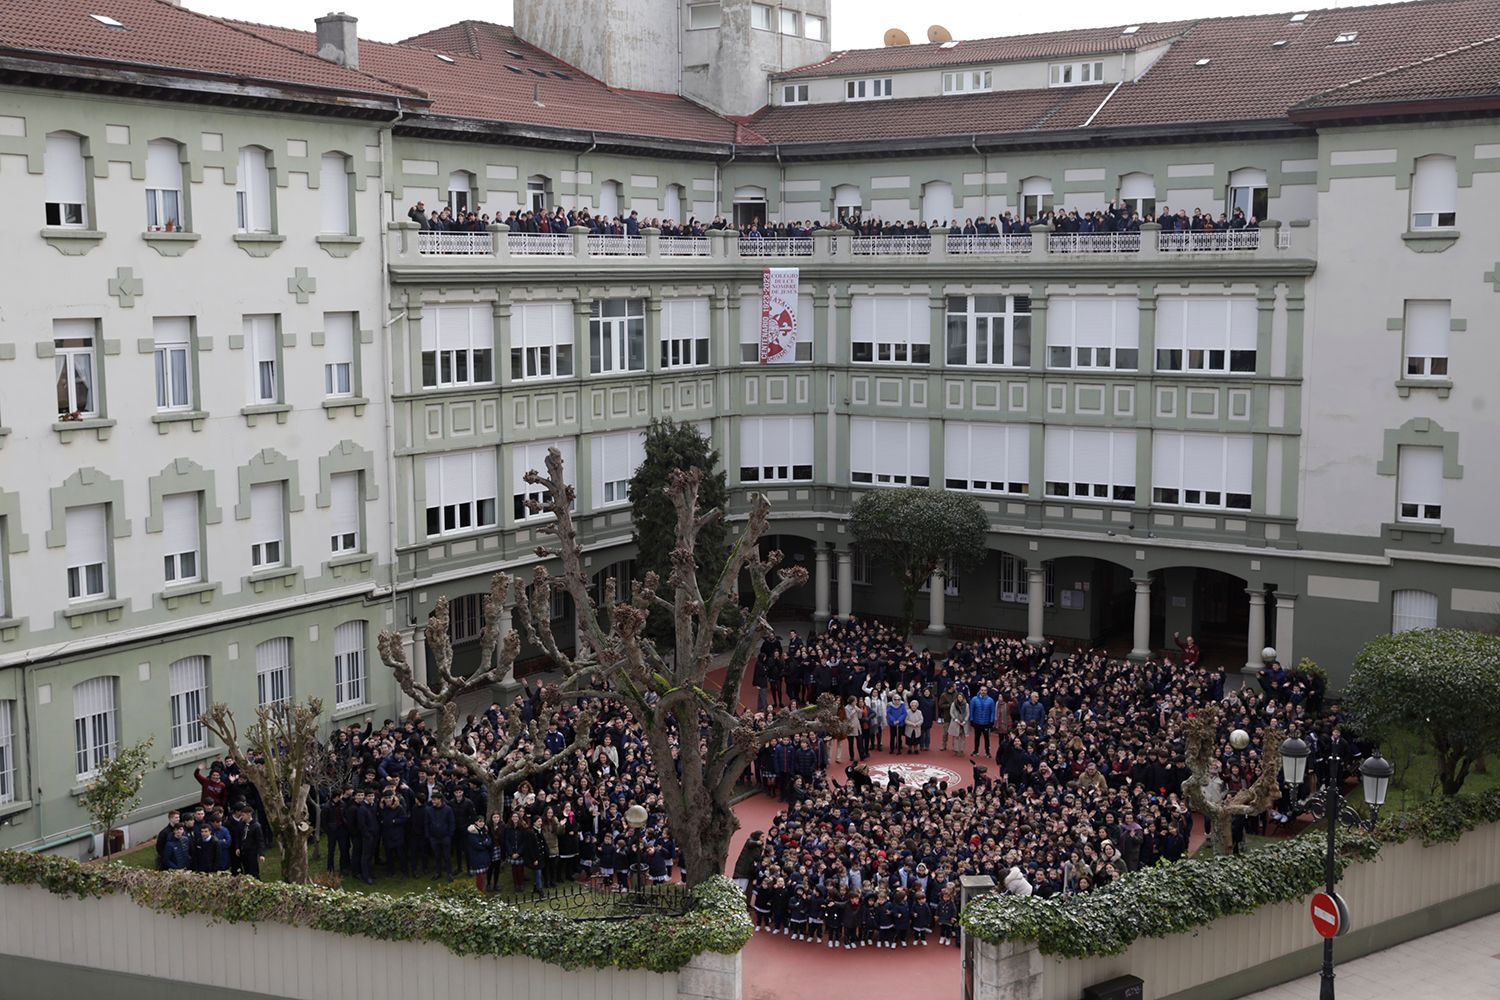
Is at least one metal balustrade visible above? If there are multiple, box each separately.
[1048,232,1142,254]
[659,237,711,256]
[416,231,493,255]
[851,235,933,255]
[587,235,645,256]
[507,233,573,256]
[1159,230,1260,252]
[1277,227,1292,250]
[736,237,813,257]
[946,234,1033,255]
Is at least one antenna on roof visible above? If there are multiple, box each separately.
[927,25,953,44]
[883,28,911,47]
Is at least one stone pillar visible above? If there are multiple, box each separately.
[1274,593,1297,669]
[1245,588,1267,675]
[836,550,853,620]
[1025,568,1046,645]
[813,547,831,625]
[926,573,947,636]
[1130,577,1153,661]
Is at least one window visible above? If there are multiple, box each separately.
[1151,432,1252,510]
[945,295,1031,367]
[512,439,577,522]
[779,8,799,35]
[249,481,285,569]
[1020,177,1053,219]
[550,587,568,621]
[1391,590,1438,633]
[153,317,193,411]
[244,314,280,404]
[1050,61,1105,86]
[1396,446,1443,523]
[999,554,1054,605]
[329,472,361,554]
[740,416,813,484]
[1332,30,1358,44]
[804,14,825,40]
[943,70,992,94]
[945,422,1028,495]
[1047,296,1140,370]
[592,429,646,507]
[1403,300,1450,379]
[511,302,574,380]
[687,2,721,29]
[449,594,485,645]
[255,638,292,708]
[1227,167,1268,221]
[660,298,710,369]
[750,3,772,30]
[73,677,117,779]
[66,504,108,602]
[161,492,201,585]
[527,174,551,214]
[1119,172,1156,218]
[424,448,498,537]
[1410,155,1457,230]
[54,319,98,418]
[145,139,183,231]
[168,656,207,754]
[846,78,894,101]
[851,296,931,365]
[598,180,622,220]
[323,311,357,397]
[740,292,813,362]
[1045,428,1137,502]
[447,170,471,214]
[589,299,647,374]
[782,84,809,105]
[0,700,13,805]
[319,153,352,235]
[44,132,88,227]
[919,558,961,597]
[1154,296,1257,374]
[851,417,930,487]
[235,146,273,233]
[422,304,494,389]
[334,621,367,709]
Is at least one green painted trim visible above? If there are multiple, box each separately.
[1375,417,1463,478]
[0,488,29,556]
[45,467,130,548]
[144,458,224,533]
[315,440,380,506]
[233,448,305,519]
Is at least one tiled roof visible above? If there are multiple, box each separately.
[1294,33,1500,110]
[0,0,422,103]
[747,87,1103,144]
[235,18,745,145]
[777,21,1194,79]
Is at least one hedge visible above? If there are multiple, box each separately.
[962,786,1500,959]
[0,852,751,974]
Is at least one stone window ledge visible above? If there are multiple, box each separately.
[165,746,221,775]
[1401,230,1459,253]
[331,703,372,723]
[1381,521,1449,544]
[247,567,300,591]
[0,799,33,819]
[41,227,106,255]
[142,231,201,257]
[321,396,368,418]
[1394,378,1452,399]
[240,403,291,427]
[152,409,209,431]
[316,234,364,258]
[61,598,127,624]
[53,417,116,442]
[232,233,286,257]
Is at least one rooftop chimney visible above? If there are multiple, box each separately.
[315,12,359,69]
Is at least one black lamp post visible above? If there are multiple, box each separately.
[1279,736,1394,1000]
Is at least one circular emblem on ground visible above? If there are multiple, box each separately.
[867,762,962,788]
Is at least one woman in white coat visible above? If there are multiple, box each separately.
[903,700,924,754]
[865,687,889,753]
[947,693,970,757]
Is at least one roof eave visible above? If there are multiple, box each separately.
[1288,95,1500,125]
[396,113,738,159]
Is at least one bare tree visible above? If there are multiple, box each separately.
[201,699,322,883]
[513,449,837,885]
[1180,703,1285,856]
[376,571,596,817]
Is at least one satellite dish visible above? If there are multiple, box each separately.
[883,27,911,47]
[928,24,953,43]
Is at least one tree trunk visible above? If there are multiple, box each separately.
[677,795,739,886]
[280,836,309,884]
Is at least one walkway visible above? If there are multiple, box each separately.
[1239,911,1500,1000]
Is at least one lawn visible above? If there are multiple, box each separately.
[1345,729,1500,815]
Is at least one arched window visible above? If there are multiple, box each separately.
[255,637,292,707]
[1020,177,1053,219]
[448,169,474,214]
[598,179,623,220]
[1227,167,1267,220]
[44,132,88,227]
[1118,172,1155,218]
[921,181,954,226]
[73,676,117,778]
[663,183,685,223]
[168,656,208,753]
[145,139,185,231]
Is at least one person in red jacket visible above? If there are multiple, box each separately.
[193,761,228,810]
[1173,632,1201,669]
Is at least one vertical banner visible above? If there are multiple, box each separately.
[759,266,799,364]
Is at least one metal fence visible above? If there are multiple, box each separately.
[507,233,573,256]
[736,237,813,257]
[946,234,1034,255]
[587,235,646,257]
[416,231,493,255]
[660,237,711,256]
[1159,229,1261,252]
[851,235,933,256]
[1047,232,1141,254]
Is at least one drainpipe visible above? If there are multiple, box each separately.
[775,144,784,225]
[378,99,406,643]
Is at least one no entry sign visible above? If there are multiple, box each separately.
[1310,891,1350,939]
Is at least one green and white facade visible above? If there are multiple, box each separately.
[1,0,1498,854]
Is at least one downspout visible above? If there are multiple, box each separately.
[575,132,597,206]
[776,144,784,225]
[378,99,405,637]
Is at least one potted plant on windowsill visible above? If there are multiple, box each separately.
[60,410,84,423]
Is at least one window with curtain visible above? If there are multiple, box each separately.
[54,318,98,418]
[153,316,193,411]
[323,312,356,397]
[235,146,273,233]
[244,314,279,404]
[145,139,183,231]
[161,492,201,584]
[1391,590,1438,633]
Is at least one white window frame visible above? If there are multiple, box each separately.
[145,139,184,232]
[65,504,109,603]
[739,415,814,485]
[447,170,472,215]
[944,422,1029,496]
[1396,446,1443,523]
[1402,300,1450,379]
[779,8,800,35]
[527,175,551,215]
[512,439,577,523]
[1154,296,1257,374]
[851,296,931,365]
[168,656,208,754]
[511,302,575,381]
[1227,167,1268,221]
[589,299,647,374]
[73,677,117,780]
[333,621,367,710]
[54,320,98,418]
[943,70,992,94]
[319,152,352,236]
[153,316,193,412]
[44,132,88,228]
[1391,590,1438,633]
[1049,61,1105,87]
[249,481,286,569]
[1119,172,1157,218]
[945,295,1031,368]
[449,594,485,645]
[687,2,722,29]
[323,311,357,397]
[803,14,825,40]
[235,145,273,234]
[161,492,201,585]
[1047,296,1140,371]
[0,700,14,805]
[422,304,494,389]
[750,3,772,30]
[245,314,280,404]
[592,430,647,507]
[255,637,292,708]
[999,554,1054,606]
[424,448,499,538]
[329,472,362,555]
[1044,428,1137,503]
[781,84,809,105]
[1020,177,1054,219]
[851,417,930,487]
[1410,155,1458,230]
[845,78,894,102]
[1151,432,1253,511]
[660,298,710,369]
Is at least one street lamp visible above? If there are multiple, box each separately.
[625,804,650,904]
[1280,734,1395,1000]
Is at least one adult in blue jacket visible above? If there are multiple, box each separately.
[426,794,457,880]
[969,687,997,756]
[886,699,908,754]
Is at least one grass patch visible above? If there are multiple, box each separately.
[1347,729,1500,814]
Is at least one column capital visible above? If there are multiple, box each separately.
[1131,576,1153,590]
[1246,588,1268,604]
[1273,592,1299,604]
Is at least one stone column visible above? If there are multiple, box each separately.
[813,547,831,625]
[1026,568,1046,645]
[836,550,853,620]
[926,573,947,636]
[1130,577,1153,661]
[1274,593,1297,669]
[1245,588,1267,675]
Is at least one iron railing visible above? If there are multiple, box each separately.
[587,235,645,256]
[946,234,1033,255]
[851,235,933,255]
[659,237,711,256]
[1047,232,1142,254]
[1159,230,1260,252]
[507,233,573,256]
[737,237,813,257]
[416,231,493,255]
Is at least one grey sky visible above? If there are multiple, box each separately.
[192,0,1408,47]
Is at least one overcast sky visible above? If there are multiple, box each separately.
[192,0,1408,46]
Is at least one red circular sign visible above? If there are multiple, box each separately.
[1310,892,1342,938]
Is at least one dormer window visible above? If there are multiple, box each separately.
[782,83,809,105]
[1333,31,1358,44]
[943,70,992,94]
[846,78,893,102]
[1049,61,1105,87]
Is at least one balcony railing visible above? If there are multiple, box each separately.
[737,237,813,257]
[508,233,573,256]
[1159,230,1260,252]
[660,237,711,256]
[852,236,932,256]
[946,234,1034,255]
[1048,232,1141,254]
[587,235,645,256]
[417,231,493,255]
